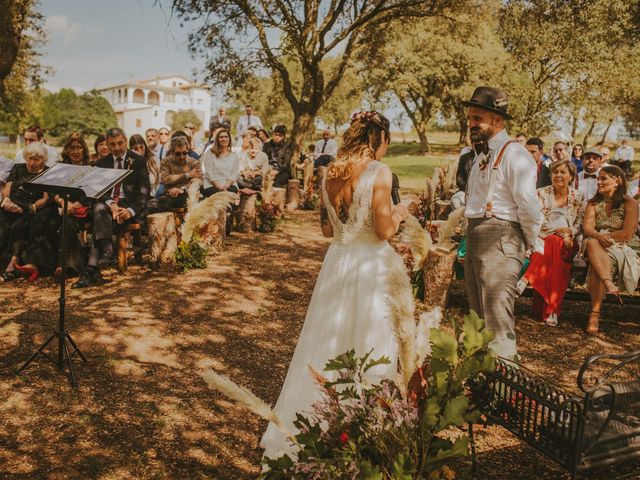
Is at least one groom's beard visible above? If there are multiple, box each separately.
[469,126,492,143]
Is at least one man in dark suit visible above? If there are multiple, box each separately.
[263,125,292,187]
[209,106,231,138]
[525,137,551,188]
[73,127,150,288]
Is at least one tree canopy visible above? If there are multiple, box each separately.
[170,109,203,132]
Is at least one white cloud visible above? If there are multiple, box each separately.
[44,15,82,47]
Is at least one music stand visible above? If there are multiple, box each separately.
[16,163,131,387]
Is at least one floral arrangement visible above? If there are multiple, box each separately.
[301,191,319,211]
[175,234,210,272]
[258,201,281,233]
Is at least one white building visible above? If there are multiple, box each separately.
[97,75,212,138]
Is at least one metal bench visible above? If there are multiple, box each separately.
[471,350,640,478]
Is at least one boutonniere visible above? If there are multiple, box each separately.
[125,157,133,170]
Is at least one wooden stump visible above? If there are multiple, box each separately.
[148,212,178,270]
[116,223,142,273]
[303,158,314,191]
[198,210,227,247]
[171,207,187,243]
[423,249,457,310]
[435,199,451,220]
[272,187,286,218]
[286,179,300,210]
[236,192,257,232]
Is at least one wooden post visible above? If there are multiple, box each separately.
[148,212,178,270]
[303,158,314,191]
[198,210,227,247]
[286,179,300,210]
[236,192,257,232]
[116,223,142,273]
[422,249,457,310]
[272,187,286,218]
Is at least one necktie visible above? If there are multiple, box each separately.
[159,145,164,159]
[113,157,123,203]
[321,139,327,153]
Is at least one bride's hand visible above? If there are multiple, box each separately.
[393,203,409,222]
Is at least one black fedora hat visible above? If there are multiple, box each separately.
[462,86,513,120]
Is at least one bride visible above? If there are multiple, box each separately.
[260,111,410,460]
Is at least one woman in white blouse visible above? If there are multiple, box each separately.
[201,129,240,197]
[238,136,270,190]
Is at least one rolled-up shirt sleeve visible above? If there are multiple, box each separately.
[505,146,543,249]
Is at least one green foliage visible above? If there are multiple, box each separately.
[174,235,210,272]
[169,109,202,132]
[35,89,117,140]
[257,201,280,233]
[261,312,496,479]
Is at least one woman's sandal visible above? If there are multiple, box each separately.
[603,278,624,306]
[1,270,20,282]
[586,310,600,335]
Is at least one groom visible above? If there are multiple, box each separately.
[462,87,542,359]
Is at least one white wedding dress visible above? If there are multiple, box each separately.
[260,160,399,460]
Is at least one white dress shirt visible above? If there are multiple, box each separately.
[235,114,263,139]
[628,178,639,198]
[616,145,635,162]
[575,169,600,203]
[313,137,338,159]
[465,128,542,248]
[15,144,59,167]
[201,150,240,189]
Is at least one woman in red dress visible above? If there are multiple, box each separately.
[522,160,584,326]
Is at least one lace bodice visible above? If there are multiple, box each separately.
[321,160,386,245]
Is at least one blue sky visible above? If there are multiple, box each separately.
[39,0,208,93]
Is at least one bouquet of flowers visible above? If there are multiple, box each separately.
[258,201,281,233]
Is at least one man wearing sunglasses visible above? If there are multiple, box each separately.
[157,127,171,161]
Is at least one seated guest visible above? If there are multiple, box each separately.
[263,125,292,187]
[15,124,59,167]
[74,127,150,288]
[551,141,569,164]
[129,134,162,198]
[521,160,583,326]
[145,128,160,160]
[238,137,271,190]
[55,132,93,275]
[257,128,270,144]
[148,136,203,212]
[201,128,239,197]
[575,148,603,202]
[571,144,584,173]
[515,133,527,145]
[91,134,109,166]
[171,130,200,160]
[0,144,57,281]
[313,129,339,168]
[599,145,611,165]
[525,137,552,188]
[582,165,640,334]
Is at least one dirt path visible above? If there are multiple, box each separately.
[1,210,639,479]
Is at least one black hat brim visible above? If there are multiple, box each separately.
[462,100,513,121]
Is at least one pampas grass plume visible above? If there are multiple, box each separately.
[415,307,443,365]
[437,207,464,244]
[182,191,238,243]
[201,369,298,444]
[401,215,433,270]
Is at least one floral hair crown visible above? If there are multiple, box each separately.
[351,110,389,130]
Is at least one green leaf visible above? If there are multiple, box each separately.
[423,396,441,427]
[357,460,383,480]
[324,350,357,372]
[438,393,469,429]
[462,313,484,356]
[427,436,469,465]
[430,328,458,365]
[363,354,391,373]
[391,454,416,479]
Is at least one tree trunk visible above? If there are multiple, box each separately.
[148,212,178,270]
[570,114,579,142]
[422,249,457,310]
[289,110,316,171]
[600,119,613,144]
[0,0,19,82]
[417,128,431,154]
[582,119,596,147]
[457,107,468,145]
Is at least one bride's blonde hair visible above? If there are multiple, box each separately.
[327,111,390,180]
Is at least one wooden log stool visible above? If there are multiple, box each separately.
[236,191,258,233]
[286,179,301,210]
[198,210,227,247]
[147,212,178,270]
[171,207,187,243]
[422,248,457,310]
[271,187,287,218]
[116,223,143,273]
[435,199,451,220]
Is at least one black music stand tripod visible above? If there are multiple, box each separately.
[16,193,87,386]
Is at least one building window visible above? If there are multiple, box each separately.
[136,119,142,128]
[154,111,158,117]
[165,93,175,102]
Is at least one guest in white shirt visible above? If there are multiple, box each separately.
[614,139,634,174]
[235,104,263,140]
[238,137,270,190]
[463,86,542,359]
[201,129,240,197]
[575,148,603,203]
[313,129,339,167]
[628,176,640,200]
[15,124,59,167]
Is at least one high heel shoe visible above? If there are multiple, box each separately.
[603,278,624,305]
[586,310,600,335]
[14,263,39,282]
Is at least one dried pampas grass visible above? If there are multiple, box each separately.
[182,190,238,243]
[201,369,298,445]
[385,250,418,397]
[415,307,442,366]
[401,215,433,270]
[186,179,203,210]
[262,168,276,203]
[437,207,464,244]
[444,161,457,192]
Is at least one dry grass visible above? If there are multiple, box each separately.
[0,209,639,479]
